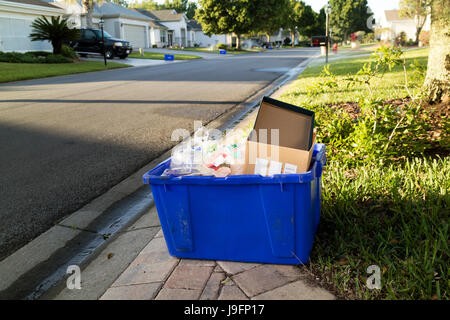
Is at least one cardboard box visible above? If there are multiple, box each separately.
[232,96,315,175]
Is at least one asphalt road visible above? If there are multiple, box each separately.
[0,48,318,260]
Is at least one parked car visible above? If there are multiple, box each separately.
[69,28,132,59]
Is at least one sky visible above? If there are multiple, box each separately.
[152,0,400,22]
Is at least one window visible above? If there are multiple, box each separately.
[84,29,97,40]
[160,30,166,43]
[93,30,112,39]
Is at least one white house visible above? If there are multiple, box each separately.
[133,9,188,48]
[379,9,430,42]
[55,1,152,49]
[0,0,64,52]
[186,19,228,48]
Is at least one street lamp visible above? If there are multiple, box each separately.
[325,4,331,64]
[99,17,106,66]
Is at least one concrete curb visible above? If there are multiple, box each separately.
[0,52,319,300]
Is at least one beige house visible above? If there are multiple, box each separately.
[379,9,430,43]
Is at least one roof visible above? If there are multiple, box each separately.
[384,10,411,21]
[3,0,60,9]
[149,9,184,22]
[133,8,168,29]
[187,19,202,31]
[92,2,150,21]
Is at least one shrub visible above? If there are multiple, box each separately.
[362,32,375,43]
[44,54,72,63]
[216,43,228,50]
[152,44,157,48]
[396,31,407,46]
[60,45,79,59]
[29,16,80,54]
[0,51,72,63]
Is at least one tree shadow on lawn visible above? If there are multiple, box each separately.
[307,167,449,300]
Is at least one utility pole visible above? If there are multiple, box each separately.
[325,4,331,64]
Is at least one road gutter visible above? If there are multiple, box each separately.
[0,52,319,300]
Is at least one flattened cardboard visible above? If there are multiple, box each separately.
[254,96,315,151]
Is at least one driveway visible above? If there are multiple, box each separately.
[0,48,319,260]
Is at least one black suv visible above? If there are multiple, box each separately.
[70,28,133,59]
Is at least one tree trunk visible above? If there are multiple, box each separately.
[291,31,295,47]
[52,39,63,54]
[82,0,93,29]
[415,26,423,44]
[424,0,450,102]
[236,34,241,50]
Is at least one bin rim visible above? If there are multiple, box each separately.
[143,143,326,185]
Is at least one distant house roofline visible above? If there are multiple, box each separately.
[384,9,411,21]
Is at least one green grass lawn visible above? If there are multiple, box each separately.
[0,61,130,83]
[128,51,201,60]
[173,47,263,55]
[281,48,430,106]
[278,47,449,300]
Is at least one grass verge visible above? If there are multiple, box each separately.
[128,51,201,60]
[279,47,449,299]
[281,48,430,106]
[0,61,130,83]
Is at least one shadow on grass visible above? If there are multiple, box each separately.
[308,159,449,300]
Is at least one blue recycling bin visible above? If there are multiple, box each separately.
[164,54,174,61]
[143,143,326,265]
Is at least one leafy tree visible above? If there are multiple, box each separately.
[111,0,128,7]
[253,0,290,42]
[311,7,326,36]
[185,2,198,19]
[130,0,159,10]
[285,0,316,46]
[328,0,372,42]
[424,0,450,102]
[29,16,80,54]
[399,0,431,44]
[196,0,256,50]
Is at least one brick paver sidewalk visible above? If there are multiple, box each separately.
[100,207,335,300]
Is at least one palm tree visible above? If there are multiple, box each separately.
[29,16,80,54]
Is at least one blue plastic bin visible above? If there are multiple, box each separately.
[164,54,174,61]
[143,143,326,265]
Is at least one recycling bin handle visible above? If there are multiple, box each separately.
[315,144,326,178]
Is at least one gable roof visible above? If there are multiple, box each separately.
[149,9,184,22]
[92,2,150,21]
[133,8,168,29]
[385,10,411,21]
[3,0,60,9]
[187,19,202,31]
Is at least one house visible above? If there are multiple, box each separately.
[133,9,188,48]
[0,0,64,52]
[55,1,152,49]
[133,8,169,48]
[379,9,430,42]
[186,19,228,48]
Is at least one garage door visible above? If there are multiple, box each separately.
[0,16,53,52]
[123,24,146,49]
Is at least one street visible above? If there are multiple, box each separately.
[0,48,317,260]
